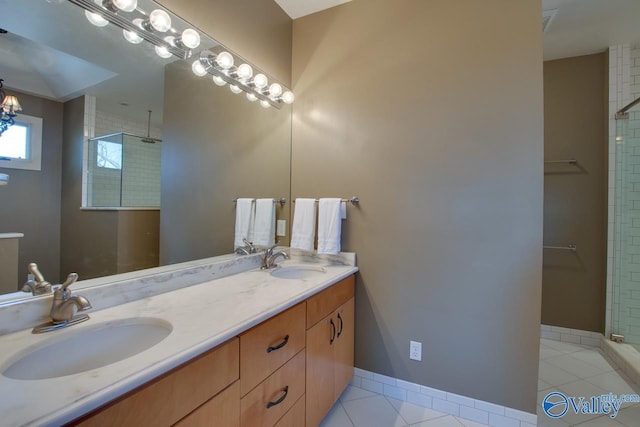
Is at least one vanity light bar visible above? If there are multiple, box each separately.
[67,0,192,59]
[198,50,293,110]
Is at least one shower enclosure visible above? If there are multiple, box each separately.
[86,132,162,208]
[611,97,640,349]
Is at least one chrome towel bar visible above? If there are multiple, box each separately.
[543,244,577,252]
[544,159,577,165]
[293,197,360,205]
[232,198,287,206]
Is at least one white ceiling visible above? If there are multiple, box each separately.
[543,0,640,60]
[274,0,352,19]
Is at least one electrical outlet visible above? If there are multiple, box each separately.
[410,340,422,361]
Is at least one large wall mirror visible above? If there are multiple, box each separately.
[0,0,292,302]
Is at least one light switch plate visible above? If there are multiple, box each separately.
[276,220,286,237]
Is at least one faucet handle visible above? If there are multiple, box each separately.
[60,273,79,291]
[28,263,46,283]
[242,238,257,253]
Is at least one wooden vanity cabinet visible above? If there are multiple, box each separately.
[305,276,355,427]
[68,275,355,427]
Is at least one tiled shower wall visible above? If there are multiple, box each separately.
[89,109,162,207]
[608,44,640,344]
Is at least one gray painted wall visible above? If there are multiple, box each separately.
[0,90,63,286]
[542,53,608,333]
[60,97,120,279]
[291,0,543,413]
[160,61,291,264]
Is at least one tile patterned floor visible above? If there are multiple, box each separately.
[319,339,640,427]
[537,339,640,427]
[320,385,487,427]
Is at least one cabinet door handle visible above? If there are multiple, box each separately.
[330,318,336,345]
[337,312,343,338]
[266,386,289,408]
[267,335,290,353]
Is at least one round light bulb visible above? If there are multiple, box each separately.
[113,0,137,12]
[268,83,283,97]
[132,18,144,29]
[155,38,172,58]
[85,10,108,27]
[149,9,171,32]
[213,75,227,86]
[237,63,253,80]
[229,85,243,94]
[253,73,268,89]
[260,100,271,108]
[123,28,143,44]
[192,60,207,76]
[215,51,234,69]
[181,29,200,49]
[281,91,295,104]
[246,93,258,102]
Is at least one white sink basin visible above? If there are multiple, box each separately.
[270,265,327,280]
[2,317,172,380]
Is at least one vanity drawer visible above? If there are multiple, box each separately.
[73,338,239,427]
[273,395,305,427]
[240,350,305,427]
[173,381,240,427]
[306,275,355,328]
[240,302,305,395]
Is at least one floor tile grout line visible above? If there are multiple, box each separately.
[382,394,412,426]
[543,353,617,373]
[339,389,383,404]
[336,400,357,427]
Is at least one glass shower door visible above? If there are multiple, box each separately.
[611,108,640,347]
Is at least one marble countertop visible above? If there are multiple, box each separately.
[0,254,357,426]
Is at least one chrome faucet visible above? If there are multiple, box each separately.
[236,238,257,255]
[50,273,91,324]
[32,272,92,333]
[21,263,52,296]
[261,244,289,269]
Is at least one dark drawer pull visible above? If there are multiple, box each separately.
[267,334,290,353]
[266,386,289,408]
[337,312,343,338]
[330,318,336,345]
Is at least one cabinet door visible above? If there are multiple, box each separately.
[333,298,355,399]
[305,315,336,427]
[333,298,354,400]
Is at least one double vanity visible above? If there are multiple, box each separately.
[0,250,357,426]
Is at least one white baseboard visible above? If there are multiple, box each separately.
[351,368,537,427]
[540,324,602,347]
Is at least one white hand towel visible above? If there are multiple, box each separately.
[234,198,255,248]
[317,198,342,254]
[290,198,317,251]
[253,198,276,247]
